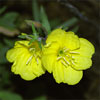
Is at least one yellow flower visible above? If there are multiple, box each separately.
[6,41,45,80]
[42,29,95,85]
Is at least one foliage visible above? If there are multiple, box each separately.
[0,91,23,100]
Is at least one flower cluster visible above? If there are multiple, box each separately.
[6,28,95,85]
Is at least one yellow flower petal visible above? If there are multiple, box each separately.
[46,28,66,46]
[76,38,95,58]
[64,31,80,50]
[42,55,56,73]
[72,56,92,70]
[63,66,83,85]
[6,49,17,62]
[20,58,44,81]
[46,29,80,50]
[52,61,83,85]
[43,42,59,55]
[6,47,28,62]
[53,61,64,83]
[20,71,36,81]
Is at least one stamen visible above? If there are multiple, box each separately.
[29,48,35,51]
[70,47,80,51]
[63,49,67,52]
[26,55,33,65]
[63,48,69,53]
[66,55,70,58]
[62,57,70,65]
[69,51,79,54]
[61,61,68,68]
[71,60,76,65]
[45,43,51,48]
[71,56,75,59]
[36,58,39,65]
[57,56,62,61]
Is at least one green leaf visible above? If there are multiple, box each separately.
[32,23,37,34]
[32,0,40,21]
[28,38,36,45]
[0,6,7,15]
[28,24,39,45]
[57,17,78,30]
[50,18,61,29]
[0,12,19,30]
[38,40,42,49]
[32,23,38,38]
[0,91,23,100]
[18,35,27,39]
[18,33,32,40]
[40,6,51,34]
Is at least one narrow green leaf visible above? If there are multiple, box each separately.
[28,38,36,45]
[32,23,38,38]
[18,34,33,40]
[38,40,42,49]
[40,6,51,34]
[50,18,61,29]
[57,17,78,30]
[29,23,39,45]
[18,35,26,39]
[32,0,40,21]
[0,6,7,15]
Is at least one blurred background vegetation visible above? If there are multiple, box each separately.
[0,0,99,100]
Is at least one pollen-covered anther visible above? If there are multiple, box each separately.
[26,55,33,65]
[63,48,69,53]
[57,55,70,66]
[71,59,76,65]
[62,57,70,65]
[44,42,52,48]
[57,56,62,61]
[61,61,68,67]
[66,55,71,58]
[29,48,35,52]
[69,51,79,54]
[26,48,39,65]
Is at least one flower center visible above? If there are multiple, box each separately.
[59,50,64,55]
[57,47,79,67]
[26,47,39,65]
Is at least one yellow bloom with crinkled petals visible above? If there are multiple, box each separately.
[42,28,95,85]
[6,41,45,80]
